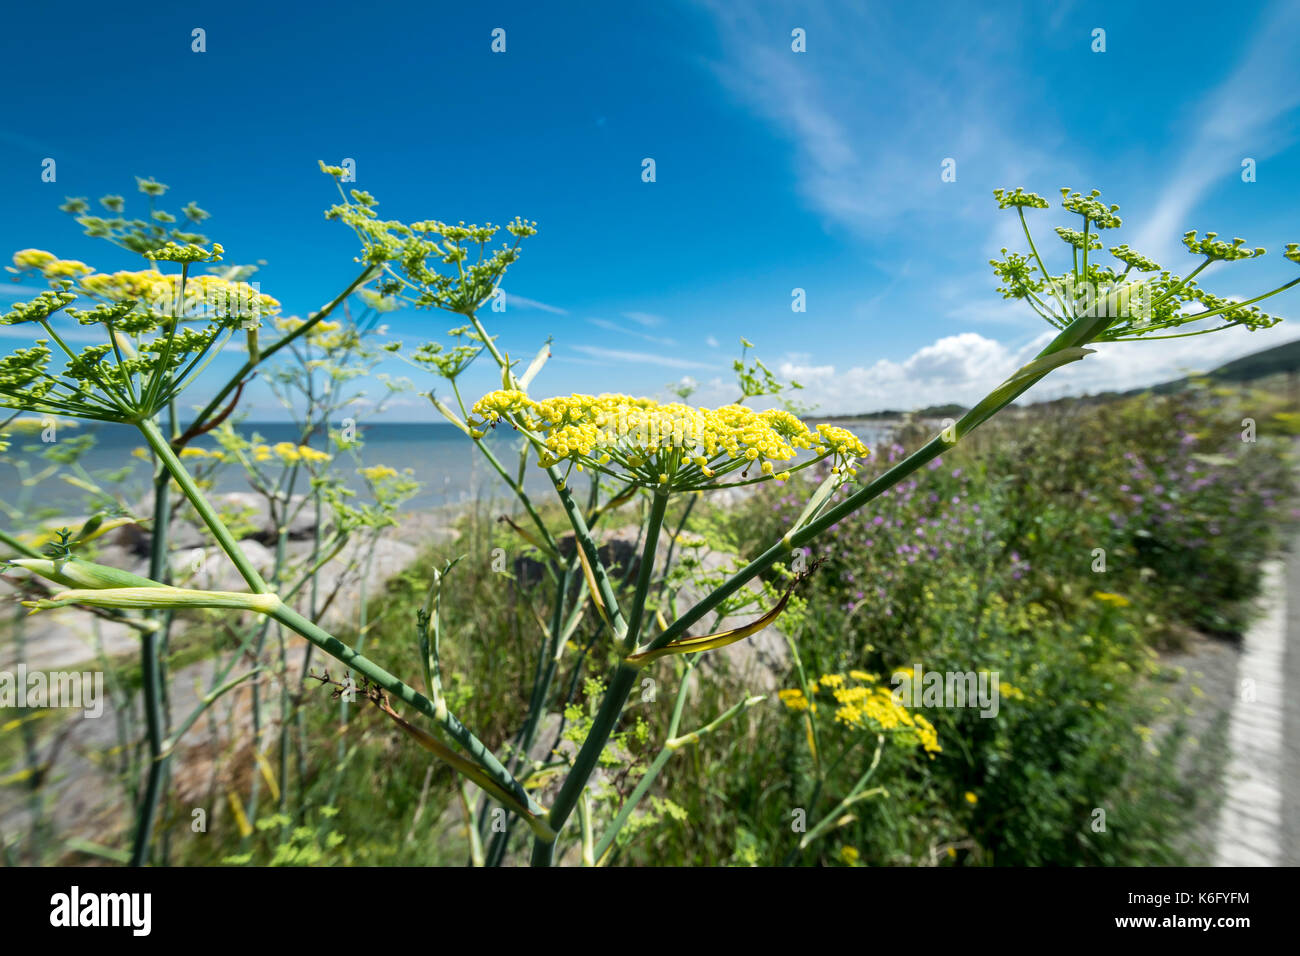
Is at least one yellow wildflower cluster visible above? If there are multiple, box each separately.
[178,446,230,463]
[144,241,224,263]
[355,463,419,512]
[783,671,942,756]
[778,688,811,712]
[248,442,331,465]
[77,270,280,320]
[273,316,347,347]
[468,390,868,491]
[1000,682,1027,701]
[10,249,92,279]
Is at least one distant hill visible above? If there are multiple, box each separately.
[1185,337,1300,385]
[844,402,970,420]
[1041,336,1300,407]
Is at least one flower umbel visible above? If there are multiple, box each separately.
[467,390,868,492]
[0,253,280,423]
[989,186,1298,342]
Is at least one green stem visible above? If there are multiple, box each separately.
[531,663,640,865]
[1020,208,1068,317]
[129,462,171,867]
[137,417,268,593]
[798,734,885,850]
[622,491,668,652]
[551,469,626,638]
[527,494,671,861]
[0,527,42,558]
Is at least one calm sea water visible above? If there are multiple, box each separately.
[1,419,894,514]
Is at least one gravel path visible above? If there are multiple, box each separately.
[1213,537,1300,866]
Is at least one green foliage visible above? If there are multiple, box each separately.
[677,383,1291,865]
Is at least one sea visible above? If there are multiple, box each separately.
[0,419,896,514]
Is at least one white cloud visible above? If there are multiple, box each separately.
[778,332,1023,412]
[705,335,720,348]
[773,326,1300,414]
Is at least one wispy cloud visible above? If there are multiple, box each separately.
[621,311,665,327]
[587,317,678,346]
[0,324,104,343]
[569,345,716,370]
[503,292,568,315]
[1133,1,1300,261]
[699,2,1055,235]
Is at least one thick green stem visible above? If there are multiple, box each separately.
[622,492,668,653]
[137,418,268,593]
[528,492,671,862]
[129,463,171,867]
[551,469,626,637]
[657,495,698,598]
[531,663,640,865]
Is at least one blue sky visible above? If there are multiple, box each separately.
[2,0,1298,420]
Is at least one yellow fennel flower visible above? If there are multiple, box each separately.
[777,688,809,712]
[271,442,301,463]
[467,390,868,492]
[297,445,331,464]
[360,464,399,481]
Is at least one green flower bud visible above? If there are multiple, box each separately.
[8,556,163,591]
[24,586,282,615]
